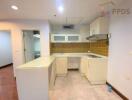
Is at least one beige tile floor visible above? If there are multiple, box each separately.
[49,71,122,100]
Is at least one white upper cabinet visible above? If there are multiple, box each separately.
[51,34,81,43]
[51,24,90,43]
[90,17,109,36]
[51,34,66,42]
[80,24,90,42]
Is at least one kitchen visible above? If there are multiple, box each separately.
[16,16,113,100]
[0,0,131,100]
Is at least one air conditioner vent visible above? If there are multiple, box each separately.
[63,25,74,29]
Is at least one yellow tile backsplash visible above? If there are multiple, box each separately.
[51,40,108,56]
[89,40,108,56]
[51,43,90,53]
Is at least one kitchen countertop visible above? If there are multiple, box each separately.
[17,53,107,69]
[52,53,107,58]
[17,56,55,69]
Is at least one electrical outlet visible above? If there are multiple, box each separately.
[88,50,91,53]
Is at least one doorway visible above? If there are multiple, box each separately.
[0,30,12,67]
[23,30,41,63]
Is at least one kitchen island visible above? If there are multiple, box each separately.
[16,56,55,100]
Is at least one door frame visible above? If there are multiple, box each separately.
[22,29,41,63]
[0,30,13,66]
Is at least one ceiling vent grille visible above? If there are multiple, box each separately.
[63,25,74,29]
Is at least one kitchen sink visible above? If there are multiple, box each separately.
[87,54,102,58]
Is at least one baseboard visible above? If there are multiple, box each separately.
[106,82,128,100]
[0,63,13,69]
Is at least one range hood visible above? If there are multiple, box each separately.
[86,34,108,41]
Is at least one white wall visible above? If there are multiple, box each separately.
[51,24,80,34]
[0,31,12,67]
[108,0,132,99]
[0,20,50,76]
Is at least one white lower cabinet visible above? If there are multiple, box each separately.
[80,57,107,85]
[55,57,67,76]
[80,57,88,76]
[87,59,107,84]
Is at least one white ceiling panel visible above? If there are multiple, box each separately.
[0,0,125,25]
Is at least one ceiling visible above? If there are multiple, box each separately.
[0,0,124,25]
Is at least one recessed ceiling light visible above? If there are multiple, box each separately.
[11,5,18,10]
[58,6,64,13]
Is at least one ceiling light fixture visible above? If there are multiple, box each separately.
[11,5,18,10]
[58,6,64,13]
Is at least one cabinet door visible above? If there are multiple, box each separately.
[51,34,66,43]
[67,35,80,42]
[100,17,109,34]
[87,59,107,84]
[80,57,88,76]
[56,57,67,76]
[90,23,94,36]
[95,18,101,35]
[90,17,108,36]
[49,60,56,89]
